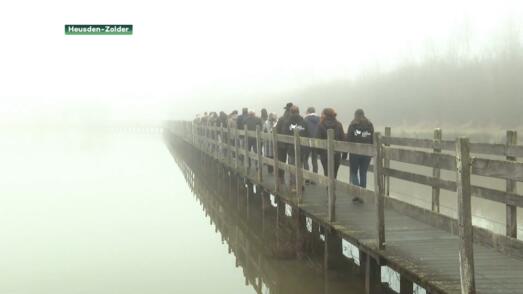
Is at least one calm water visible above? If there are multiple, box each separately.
[1,128,252,293]
[0,128,365,294]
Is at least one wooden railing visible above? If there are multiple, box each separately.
[167,120,523,294]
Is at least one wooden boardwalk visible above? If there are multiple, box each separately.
[165,121,523,294]
[240,167,523,293]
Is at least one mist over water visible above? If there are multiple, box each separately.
[0,129,253,293]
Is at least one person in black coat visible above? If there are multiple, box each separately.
[274,102,293,182]
[346,108,374,190]
[281,105,309,188]
[316,108,345,178]
[303,107,320,179]
[244,111,262,169]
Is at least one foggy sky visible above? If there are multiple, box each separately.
[0,0,522,124]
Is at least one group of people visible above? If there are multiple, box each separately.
[194,103,374,203]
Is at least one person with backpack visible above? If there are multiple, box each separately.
[244,111,263,169]
[316,108,345,179]
[275,102,293,184]
[346,109,374,194]
[303,107,320,183]
[281,105,309,191]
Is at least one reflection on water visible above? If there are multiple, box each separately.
[166,134,367,294]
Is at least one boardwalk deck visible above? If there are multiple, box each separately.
[244,167,523,294]
[165,122,523,294]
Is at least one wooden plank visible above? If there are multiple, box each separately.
[469,142,505,156]
[505,130,518,238]
[337,180,376,200]
[246,129,256,139]
[256,125,263,183]
[382,136,437,149]
[299,137,327,149]
[471,157,523,182]
[302,169,329,186]
[471,185,523,207]
[334,140,375,156]
[507,144,523,158]
[432,128,442,213]
[327,129,336,222]
[260,132,272,141]
[374,132,385,250]
[383,167,457,191]
[455,137,476,294]
[275,134,294,144]
[382,135,523,158]
[294,128,304,201]
[384,147,456,171]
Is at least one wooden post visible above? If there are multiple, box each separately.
[432,128,442,213]
[400,276,413,294]
[294,128,304,201]
[455,137,476,294]
[365,254,381,294]
[327,129,336,222]
[244,125,249,174]
[324,228,344,270]
[384,127,391,196]
[373,132,385,250]
[506,130,518,238]
[256,125,263,183]
[272,128,281,192]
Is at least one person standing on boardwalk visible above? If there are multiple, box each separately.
[303,107,320,183]
[282,105,309,190]
[236,108,248,164]
[346,109,374,196]
[316,108,344,179]
[260,108,268,157]
[262,113,278,174]
[245,111,262,169]
[275,102,293,183]
[260,108,268,125]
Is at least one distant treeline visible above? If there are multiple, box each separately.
[284,45,523,132]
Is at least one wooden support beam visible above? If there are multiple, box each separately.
[432,128,442,213]
[456,137,476,294]
[384,127,391,196]
[365,254,381,294]
[256,125,263,183]
[400,275,413,294]
[327,129,336,222]
[324,228,344,270]
[373,132,386,250]
[506,130,518,238]
[294,128,304,202]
